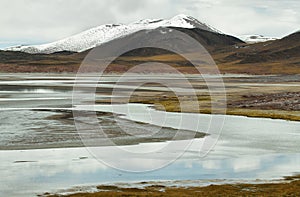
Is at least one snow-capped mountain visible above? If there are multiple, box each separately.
[238,35,278,44]
[6,14,222,54]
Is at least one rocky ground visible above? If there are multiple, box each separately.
[228,92,300,111]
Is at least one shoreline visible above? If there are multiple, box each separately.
[43,175,300,197]
[95,101,300,122]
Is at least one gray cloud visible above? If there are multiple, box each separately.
[0,0,299,48]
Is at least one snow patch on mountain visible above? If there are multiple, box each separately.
[238,35,278,44]
[6,14,221,54]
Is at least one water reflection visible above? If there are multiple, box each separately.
[0,147,299,196]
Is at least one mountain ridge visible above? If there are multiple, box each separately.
[5,14,222,54]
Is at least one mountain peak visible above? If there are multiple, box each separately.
[171,14,190,19]
[5,14,222,54]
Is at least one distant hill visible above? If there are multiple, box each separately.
[0,15,298,74]
[223,32,300,64]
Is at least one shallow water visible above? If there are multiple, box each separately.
[0,73,300,196]
[1,147,299,196]
[77,103,300,155]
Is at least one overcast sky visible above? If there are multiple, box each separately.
[0,0,299,48]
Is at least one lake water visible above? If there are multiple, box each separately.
[0,73,299,196]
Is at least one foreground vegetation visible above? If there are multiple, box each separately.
[46,175,300,197]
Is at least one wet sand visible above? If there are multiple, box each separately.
[0,109,205,150]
